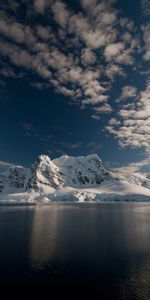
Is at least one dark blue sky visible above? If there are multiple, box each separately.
[0,0,150,173]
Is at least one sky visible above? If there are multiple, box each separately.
[0,0,150,173]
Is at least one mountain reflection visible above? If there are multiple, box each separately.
[29,204,61,267]
[27,202,150,296]
[1,203,150,298]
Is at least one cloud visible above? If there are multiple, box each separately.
[118,85,137,101]
[111,158,150,174]
[0,160,14,169]
[0,17,36,46]
[34,0,48,14]
[92,103,112,120]
[104,42,135,65]
[104,43,125,61]
[55,85,75,97]
[36,25,51,40]
[0,0,142,118]
[51,0,71,28]
[81,48,96,65]
[142,23,150,61]
[121,32,132,43]
[105,64,126,80]
[119,17,134,31]
[108,118,121,126]
[106,81,150,152]
[141,0,150,16]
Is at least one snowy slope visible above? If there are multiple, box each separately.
[53,154,110,186]
[0,154,150,202]
[0,166,30,194]
[0,181,150,203]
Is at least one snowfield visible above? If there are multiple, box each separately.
[0,154,150,203]
[0,181,150,203]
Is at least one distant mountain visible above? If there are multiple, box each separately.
[0,154,150,202]
[0,166,30,194]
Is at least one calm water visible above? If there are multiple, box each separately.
[0,202,150,299]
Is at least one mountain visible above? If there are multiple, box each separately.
[53,154,111,186]
[0,154,150,202]
[0,166,30,194]
[26,155,64,191]
[0,154,111,193]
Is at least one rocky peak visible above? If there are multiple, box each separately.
[27,155,64,190]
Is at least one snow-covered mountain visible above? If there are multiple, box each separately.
[0,154,150,202]
[0,166,30,194]
[26,155,64,191]
[0,154,111,193]
[53,154,111,186]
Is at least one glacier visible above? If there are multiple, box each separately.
[0,154,150,203]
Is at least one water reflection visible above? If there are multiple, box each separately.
[29,204,61,267]
[1,203,150,298]
[28,203,150,281]
[120,203,150,254]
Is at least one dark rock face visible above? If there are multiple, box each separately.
[0,175,5,192]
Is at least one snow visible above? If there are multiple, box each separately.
[53,154,109,186]
[0,180,150,203]
[0,154,150,203]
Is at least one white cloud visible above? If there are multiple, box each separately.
[109,118,121,125]
[104,43,125,61]
[94,104,112,112]
[51,1,71,28]
[0,0,142,118]
[111,158,150,174]
[106,81,150,152]
[119,85,137,101]
[105,64,125,80]
[0,17,36,46]
[81,48,96,65]
[104,42,134,65]
[121,32,132,43]
[55,85,75,97]
[83,95,109,106]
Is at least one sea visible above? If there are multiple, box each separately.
[0,202,150,299]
